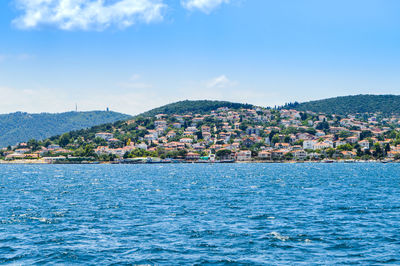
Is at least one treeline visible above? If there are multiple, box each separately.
[282,94,400,115]
[139,100,254,117]
[0,111,131,147]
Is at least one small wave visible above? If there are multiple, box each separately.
[270,231,289,241]
[29,217,52,223]
[249,214,275,220]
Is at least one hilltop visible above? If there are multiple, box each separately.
[283,94,400,115]
[139,100,254,117]
[0,111,131,147]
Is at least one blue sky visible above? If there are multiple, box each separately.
[1,0,400,115]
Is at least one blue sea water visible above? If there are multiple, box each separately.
[1,163,400,265]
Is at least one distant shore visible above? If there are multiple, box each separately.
[0,159,396,165]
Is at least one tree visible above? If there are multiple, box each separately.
[337,144,353,151]
[373,143,383,158]
[325,148,336,158]
[316,120,329,130]
[385,143,391,154]
[216,149,231,159]
[59,133,70,147]
[271,135,280,145]
[27,139,40,151]
[283,152,294,160]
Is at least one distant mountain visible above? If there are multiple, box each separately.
[283,94,400,115]
[0,111,131,147]
[139,100,254,117]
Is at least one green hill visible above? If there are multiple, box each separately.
[139,100,254,117]
[0,111,131,147]
[283,94,400,115]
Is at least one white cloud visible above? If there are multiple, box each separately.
[182,0,229,13]
[0,86,70,113]
[117,73,153,89]
[206,75,236,88]
[0,53,35,62]
[13,0,166,30]
[0,85,170,115]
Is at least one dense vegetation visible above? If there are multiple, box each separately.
[283,95,400,115]
[139,100,254,117]
[0,111,131,147]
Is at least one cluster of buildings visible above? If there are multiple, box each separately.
[2,106,400,163]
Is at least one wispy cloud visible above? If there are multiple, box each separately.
[118,73,153,89]
[0,53,35,62]
[181,0,229,13]
[206,75,236,88]
[13,0,166,30]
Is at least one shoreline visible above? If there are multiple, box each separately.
[0,159,397,165]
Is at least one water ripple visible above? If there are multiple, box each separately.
[0,163,400,264]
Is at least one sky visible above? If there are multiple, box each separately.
[1,0,400,115]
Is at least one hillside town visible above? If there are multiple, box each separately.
[1,106,400,163]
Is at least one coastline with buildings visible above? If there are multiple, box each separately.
[1,104,400,164]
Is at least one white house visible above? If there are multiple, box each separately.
[180,138,193,144]
[95,132,114,141]
[303,140,316,150]
[136,143,148,150]
[359,139,370,149]
[236,150,252,161]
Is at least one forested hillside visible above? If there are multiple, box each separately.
[139,100,254,117]
[283,95,400,115]
[0,111,131,147]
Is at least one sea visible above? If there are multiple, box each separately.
[1,163,400,265]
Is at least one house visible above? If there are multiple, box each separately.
[180,138,193,144]
[335,140,347,147]
[294,150,307,160]
[303,140,315,150]
[155,114,167,119]
[341,151,356,159]
[313,142,332,150]
[136,143,148,150]
[272,149,288,159]
[202,132,212,141]
[346,136,358,144]
[95,146,110,155]
[183,131,194,137]
[258,150,272,160]
[296,133,313,140]
[42,156,67,163]
[154,120,167,127]
[5,153,25,160]
[275,143,290,149]
[47,144,61,150]
[14,148,30,154]
[186,126,198,132]
[359,139,370,150]
[95,132,114,141]
[387,151,400,158]
[166,131,176,139]
[186,152,200,160]
[242,137,255,147]
[201,126,211,133]
[246,127,260,136]
[236,150,252,161]
[172,123,182,129]
[144,134,157,142]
